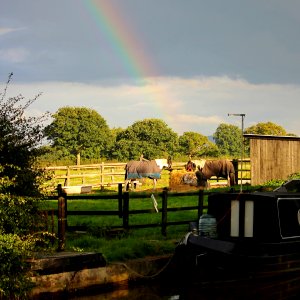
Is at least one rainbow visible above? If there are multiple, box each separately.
[84,0,156,80]
[81,0,179,129]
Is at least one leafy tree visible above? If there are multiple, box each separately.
[244,121,287,136]
[0,74,53,298]
[178,131,219,157]
[45,107,113,164]
[213,123,243,158]
[200,142,220,157]
[179,132,207,156]
[112,118,178,160]
[0,73,49,196]
[111,127,124,140]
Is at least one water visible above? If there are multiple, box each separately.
[37,276,300,300]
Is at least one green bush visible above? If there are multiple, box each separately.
[0,193,56,299]
[287,172,300,180]
[0,194,41,235]
[0,74,55,299]
[262,172,300,188]
[0,233,34,299]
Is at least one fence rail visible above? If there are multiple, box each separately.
[44,184,207,250]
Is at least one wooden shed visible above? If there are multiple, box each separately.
[244,134,300,185]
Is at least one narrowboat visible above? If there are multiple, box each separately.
[175,180,300,282]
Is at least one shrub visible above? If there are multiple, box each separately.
[0,74,53,299]
[287,172,300,180]
[0,194,41,235]
[0,233,34,299]
[0,73,49,196]
[262,172,300,188]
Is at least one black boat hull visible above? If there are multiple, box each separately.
[174,233,300,283]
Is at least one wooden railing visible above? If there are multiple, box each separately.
[45,184,207,250]
[46,162,127,187]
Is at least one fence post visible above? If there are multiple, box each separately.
[100,162,104,188]
[57,184,67,251]
[65,167,70,186]
[232,159,239,186]
[161,188,168,237]
[118,183,123,218]
[123,192,129,230]
[198,189,204,221]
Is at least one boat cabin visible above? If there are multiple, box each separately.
[207,188,300,243]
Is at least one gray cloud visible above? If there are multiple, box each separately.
[0,1,299,136]
[4,76,299,136]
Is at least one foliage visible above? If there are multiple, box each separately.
[178,131,219,157]
[111,118,179,160]
[244,121,287,136]
[38,101,295,164]
[203,143,220,157]
[45,107,113,163]
[243,121,298,157]
[0,73,49,196]
[0,233,34,299]
[0,194,41,235]
[287,172,300,180]
[213,123,244,157]
[262,178,285,187]
[0,192,54,299]
[261,172,300,188]
[0,193,55,299]
[0,74,55,299]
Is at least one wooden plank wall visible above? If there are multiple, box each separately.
[248,135,300,185]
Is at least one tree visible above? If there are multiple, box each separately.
[0,74,53,298]
[45,107,113,164]
[244,121,288,136]
[112,118,178,160]
[178,131,219,157]
[0,73,49,196]
[213,123,243,158]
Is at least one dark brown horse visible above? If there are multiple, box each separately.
[195,159,236,187]
[185,160,197,172]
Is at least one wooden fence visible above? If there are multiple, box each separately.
[45,162,127,188]
[44,184,207,250]
[45,159,251,190]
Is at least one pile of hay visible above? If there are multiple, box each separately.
[169,170,200,192]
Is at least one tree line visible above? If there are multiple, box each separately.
[42,106,295,165]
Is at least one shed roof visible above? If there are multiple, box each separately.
[244,134,300,141]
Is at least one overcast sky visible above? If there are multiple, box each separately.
[1,0,300,136]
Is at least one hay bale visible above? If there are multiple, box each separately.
[169,170,186,187]
[169,170,200,192]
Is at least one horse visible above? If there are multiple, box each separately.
[195,159,236,188]
[124,158,170,190]
[185,160,196,172]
